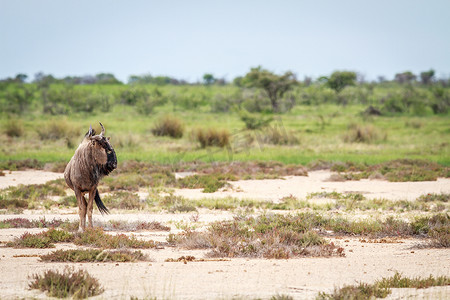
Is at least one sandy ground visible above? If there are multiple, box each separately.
[0,170,449,299]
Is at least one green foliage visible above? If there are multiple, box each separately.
[4,117,25,137]
[242,66,297,112]
[40,249,148,262]
[6,228,73,248]
[73,227,157,249]
[324,71,357,93]
[29,267,104,299]
[395,71,417,84]
[151,115,184,138]
[238,109,273,130]
[177,173,237,193]
[102,191,145,210]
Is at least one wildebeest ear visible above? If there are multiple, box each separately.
[85,125,94,138]
[107,137,111,141]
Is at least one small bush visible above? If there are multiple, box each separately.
[258,127,300,145]
[29,267,104,299]
[6,228,74,248]
[173,214,345,259]
[40,249,148,262]
[343,123,386,143]
[193,128,230,148]
[102,191,145,210]
[318,272,450,299]
[4,118,25,137]
[105,220,170,231]
[0,159,44,170]
[58,195,77,207]
[5,179,66,201]
[239,109,273,130]
[36,119,80,140]
[74,227,157,249]
[177,173,237,193]
[7,232,54,248]
[318,282,390,299]
[151,115,184,138]
[0,198,29,209]
[155,194,197,213]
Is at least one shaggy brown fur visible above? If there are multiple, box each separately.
[64,123,117,231]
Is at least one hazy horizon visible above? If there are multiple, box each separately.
[1,0,449,83]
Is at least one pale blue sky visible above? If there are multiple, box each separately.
[1,0,449,82]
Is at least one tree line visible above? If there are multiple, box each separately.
[1,67,449,116]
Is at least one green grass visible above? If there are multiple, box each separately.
[1,102,448,166]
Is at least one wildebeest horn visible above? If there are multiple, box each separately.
[99,122,105,136]
[85,125,94,137]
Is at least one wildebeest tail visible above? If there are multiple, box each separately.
[95,189,109,215]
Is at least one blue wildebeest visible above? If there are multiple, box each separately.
[64,122,117,231]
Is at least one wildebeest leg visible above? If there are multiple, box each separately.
[87,190,95,228]
[76,190,87,232]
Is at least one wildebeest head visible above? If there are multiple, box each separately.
[85,122,117,175]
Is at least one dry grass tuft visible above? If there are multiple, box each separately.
[35,119,80,140]
[4,118,25,137]
[151,115,184,138]
[193,127,230,148]
[29,267,104,299]
[343,123,387,143]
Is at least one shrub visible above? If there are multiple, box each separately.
[7,232,54,248]
[102,191,145,210]
[318,272,450,299]
[258,127,300,145]
[194,128,230,148]
[6,228,74,248]
[173,214,345,259]
[238,109,273,130]
[29,267,104,299]
[40,249,148,262]
[343,123,386,143]
[36,119,80,140]
[151,115,184,138]
[73,227,157,249]
[177,173,237,193]
[4,118,25,137]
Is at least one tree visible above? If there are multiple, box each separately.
[203,73,216,85]
[394,71,416,84]
[95,73,122,84]
[420,69,435,85]
[242,66,297,112]
[15,73,28,83]
[323,71,357,93]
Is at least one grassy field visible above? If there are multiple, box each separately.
[1,104,449,166]
[0,81,449,167]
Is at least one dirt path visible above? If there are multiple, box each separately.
[175,170,450,201]
[0,170,449,299]
[0,170,63,189]
[0,227,449,299]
